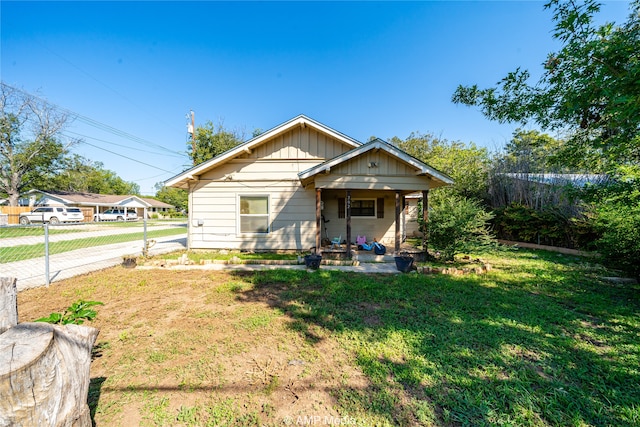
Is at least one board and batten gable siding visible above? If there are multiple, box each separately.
[313,150,433,191]
[334,148,417,176]
[237,126,350,161]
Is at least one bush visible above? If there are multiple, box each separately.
[594,202,640,279]
[492,203,598,249]
[426,195,495,261]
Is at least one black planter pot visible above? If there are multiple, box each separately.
[394,256,414,273]
[304,254,322,270]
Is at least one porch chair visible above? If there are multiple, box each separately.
[331,235,342,249]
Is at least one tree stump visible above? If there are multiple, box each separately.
[0,277,18,334]
[0,322,99,427]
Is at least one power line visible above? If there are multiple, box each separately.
[80,140,177,174]
[63,130,186,159]
[2,82,185,157]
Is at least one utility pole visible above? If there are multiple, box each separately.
[187,110,195,164]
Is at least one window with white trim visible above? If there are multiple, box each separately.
[239,195,269,233]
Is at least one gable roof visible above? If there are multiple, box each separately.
[165,115,361,188]
[141,198,175,209]
[298,138,454,187]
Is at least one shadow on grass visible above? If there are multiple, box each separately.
[88,376,106,427]
[230,258,640,426]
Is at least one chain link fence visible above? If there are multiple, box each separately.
[0,220,187,291]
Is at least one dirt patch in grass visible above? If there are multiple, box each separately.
[17,268,369,426]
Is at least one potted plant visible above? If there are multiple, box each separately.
[303,252,322,270]
[394,253,414,273]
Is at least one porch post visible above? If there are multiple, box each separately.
[422,190,429,253]
[315,188,322,254]
[395,191,401,253]
[345,190,352,259]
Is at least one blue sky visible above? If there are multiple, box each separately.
[1,1,632,195]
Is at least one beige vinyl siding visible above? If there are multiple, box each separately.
[202,159,323,180]
[189,181,316,250]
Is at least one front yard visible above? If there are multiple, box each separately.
[16,249,640,426]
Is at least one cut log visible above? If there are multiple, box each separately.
[0,277,18,334]
[0,322,99,427]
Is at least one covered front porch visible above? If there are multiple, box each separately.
[298,138,454,260]
[313,188,430,259]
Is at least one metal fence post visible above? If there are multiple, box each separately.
[44,223,50,287]
[143,215,148,256]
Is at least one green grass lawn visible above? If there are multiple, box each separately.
[238,249,640,426]
[19,247,639,426]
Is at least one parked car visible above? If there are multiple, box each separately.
[93,209,138,222]
[19,207,85,225]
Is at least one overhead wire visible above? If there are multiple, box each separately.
[63,130,186,159]
[79,139,178,174]
[2,82,186,158]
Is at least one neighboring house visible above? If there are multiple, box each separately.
[20,190,157,219]
[165,115,453,255]
[142,198,176,217]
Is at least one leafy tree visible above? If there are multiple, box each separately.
[154,182,188,212]
[500,129,566,173]
[390,132,491,202]
[452,0,639,181]
[1,83,75,205]
[48,155,139,195]
[188,120,243,165]
[452,0,640,275]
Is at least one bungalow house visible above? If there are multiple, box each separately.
[19,190,166,220]
[165,115,453,256]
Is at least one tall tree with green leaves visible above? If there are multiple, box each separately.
[188,120,243,165]
[390,132,491,202]
[500,129,566,173]
[1,83,75,205]
[453,0,640,275]
[154,182,188,212]
[452,0,639,181]
[48,155,140,195]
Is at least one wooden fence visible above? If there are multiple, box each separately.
[0,207,94,225]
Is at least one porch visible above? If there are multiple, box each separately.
[313,188,430,260]
[320,242,427,261]
[298,138,453,260]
